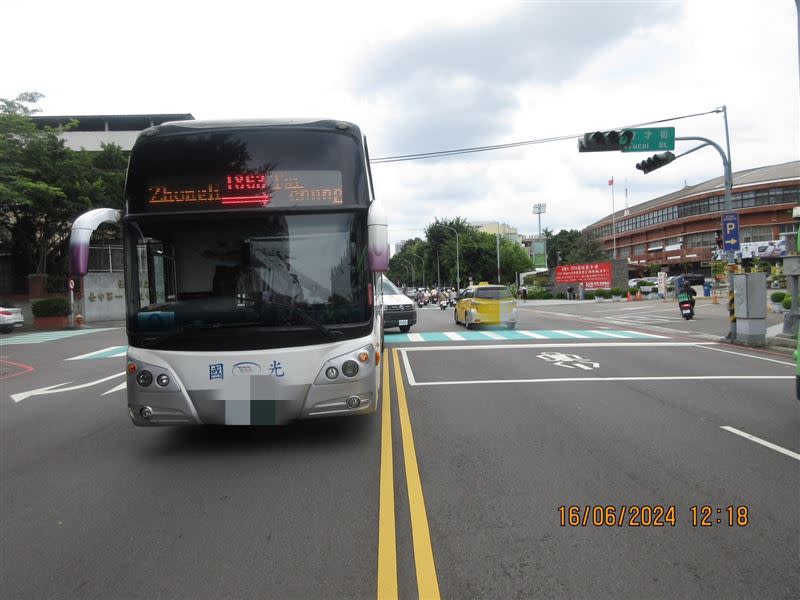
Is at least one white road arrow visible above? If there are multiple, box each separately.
[11,372,125,403]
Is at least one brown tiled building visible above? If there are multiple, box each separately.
[585,160,799,274]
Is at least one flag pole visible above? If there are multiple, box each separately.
[610,177,616,259]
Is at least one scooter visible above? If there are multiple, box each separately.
[678,293,694,320]
[439,300,448,310]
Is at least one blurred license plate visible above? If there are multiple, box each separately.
[399,319,408,326]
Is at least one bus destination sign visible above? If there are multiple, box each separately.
[146,170,343,209]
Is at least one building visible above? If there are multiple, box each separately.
[31,113,194,151]
[470,221,521,244]
[585,160,799,273]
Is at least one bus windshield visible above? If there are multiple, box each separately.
[126,212,370,350]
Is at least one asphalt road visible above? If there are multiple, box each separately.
[1,303,798,599]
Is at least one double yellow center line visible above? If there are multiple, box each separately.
[378,349,441,600]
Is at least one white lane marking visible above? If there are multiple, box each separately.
[399,342,714,352]
[721,426,800,462]
[586,330,629,338]
[400,350,417,385]
[622,330,667,339]
[407,333,424,342]
[101,382,127,396]
[552,330,589,339]
[11,372,126,403]
[444,332,465,341]
[407,376,793,387]
[67,346,124,361]
[695,344,795,367]
[518,330,548,339]
[481,331,505,340]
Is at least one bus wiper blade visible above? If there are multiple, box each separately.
[261,301,344,339]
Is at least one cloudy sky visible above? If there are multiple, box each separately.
[3,0,798,249]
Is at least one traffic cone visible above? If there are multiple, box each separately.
[635,290,642,301]
[626,291,632,302]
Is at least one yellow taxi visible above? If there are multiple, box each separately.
[454,282,518,329]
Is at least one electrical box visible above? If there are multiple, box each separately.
[733,273,766,319]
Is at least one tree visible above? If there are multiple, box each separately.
[567,232,608,263]
[0,93,127,278]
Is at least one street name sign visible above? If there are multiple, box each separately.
[721,213,740,251]
[621,127,675,153]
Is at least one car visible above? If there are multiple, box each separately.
[379,276,417,333]
[0,301,24,333]
[454,282,518,329]
[683,273,706,286]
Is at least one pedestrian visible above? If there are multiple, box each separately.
[521,286,528,301]
[566,285,574,300]
[578,281,585,301]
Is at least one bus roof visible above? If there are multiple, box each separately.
[152,118,362,136]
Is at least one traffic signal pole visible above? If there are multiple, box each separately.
[675,135,735,340]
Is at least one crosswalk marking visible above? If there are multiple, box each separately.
[517,331,547,339]
[0,328,119,346]
[481,331,505,340]
[552,330,589,339]
[65,330,670,359]
[385,330,666,344]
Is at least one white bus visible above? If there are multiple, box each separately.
[70,119,389,425]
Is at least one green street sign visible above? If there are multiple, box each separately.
[621,127,675,152]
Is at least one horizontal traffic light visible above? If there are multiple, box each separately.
[635,151,676,174]
[578,130,634,152]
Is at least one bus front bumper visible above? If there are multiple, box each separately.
[126,341,379,426]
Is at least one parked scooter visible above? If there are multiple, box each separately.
[439,300,448,310]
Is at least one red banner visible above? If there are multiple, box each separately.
[556,262,613,290]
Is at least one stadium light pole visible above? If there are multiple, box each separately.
[410,252,425,288]
[397,257,415,287]
[532,203,546,236]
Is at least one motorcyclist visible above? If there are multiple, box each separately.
[679,281,697,308]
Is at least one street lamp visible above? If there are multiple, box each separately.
[532,203,546,236]
[410,252,425,288]
[397,257,415,286]
[435,224,460,290]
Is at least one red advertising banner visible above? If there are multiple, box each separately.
[555,261,613,290]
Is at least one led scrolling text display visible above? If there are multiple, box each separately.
[146,172,343,209]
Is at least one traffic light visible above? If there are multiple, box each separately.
[578,130,634,152]
[635,151,676,174]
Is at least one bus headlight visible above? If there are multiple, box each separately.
[136,370,153,387]
[156,374,170,387]
[326,366,339,380]
[342,360,359,377]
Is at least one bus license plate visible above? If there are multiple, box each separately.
[399,319,408,326]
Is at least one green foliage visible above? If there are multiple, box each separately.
[610,287,624,297]
[594,289,610,299]
[32,297,71,317]
[628,287,638,296]
[583,291,596,300]
[1,92,127,277]
[636,280,654,288]
[527,287,552,300]
[782,296,793,310]
[543,228,608,266]
[555,292,566,299]
[770,291,786,303]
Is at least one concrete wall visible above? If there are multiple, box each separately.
[81,272,126,322]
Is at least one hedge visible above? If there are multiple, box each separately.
[32,297,71,317]
[594,289,610,299]
[555,292,566,299]
[770,291,786,303]
[610,288,624,297]
[583,291,596,300]
[782,296,793,310]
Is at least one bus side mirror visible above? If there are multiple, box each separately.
[70,208,121,276]
[367,199,389,272]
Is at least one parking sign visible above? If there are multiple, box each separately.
[721,213,740,251]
